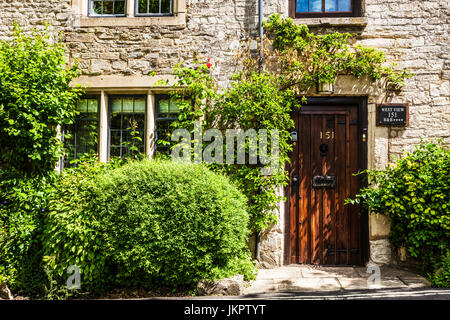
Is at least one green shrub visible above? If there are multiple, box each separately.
[42,159,256,293]
[430,251,450,287]
[0,24,82,175]
[0,170,56,295]
[349,140,450,286]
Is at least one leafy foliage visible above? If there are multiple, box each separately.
[42,159,256,293]
[348,141,450,286]
[0,170,56,295]
[165,64,295,232]
[0,23,82,174]
[262,14,412,91]
[431,251,450,288]
[0,24,82,296]
[158,14,411,233]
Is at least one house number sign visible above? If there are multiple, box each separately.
[320,130,335,140]
[377,104,409,127]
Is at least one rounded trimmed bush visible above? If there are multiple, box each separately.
[42,160,255,293]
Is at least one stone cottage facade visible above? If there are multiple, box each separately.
[0,0,448,268]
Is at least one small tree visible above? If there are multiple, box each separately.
[0,24,82,175]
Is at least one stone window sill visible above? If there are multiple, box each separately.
[74,13,186,28]
[293,17,368,27]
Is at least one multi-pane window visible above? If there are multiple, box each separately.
[109,95,146,158]
[136,0,173,16]
[63,96,100,168]
[155,95,180,155]
[89,0,127,16]
[292,0,359,17]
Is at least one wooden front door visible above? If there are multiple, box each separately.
[288,102,367,265]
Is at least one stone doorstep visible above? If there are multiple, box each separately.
[243,279,278,294]
[354,266,429,280]
[397,277,432,287]
[276,278,342,292]
[338,277,409,290]
[336,278,371,290]
[300,267,360,278]
[256,268,302,280]
[242,266,431,295]
[244,277,419,294]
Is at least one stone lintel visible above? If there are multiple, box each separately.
[71,75,178,92]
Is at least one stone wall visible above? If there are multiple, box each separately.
[0,0,448,267]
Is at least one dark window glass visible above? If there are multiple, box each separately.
[155,95,182,155]
[89,0,126,16]
[137,0,172,15]
[109,95,146,159]
[114,0,126,14]
[63,97,100,168]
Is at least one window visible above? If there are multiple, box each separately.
[63,96,100,168]
[136,0,173,16]
[155,95,180,155]
[89,0,127,17]
[73,0,186,27]
[109,95,146,158]
[290,0,361,18]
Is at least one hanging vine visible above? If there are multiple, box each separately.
[157,14,413,233]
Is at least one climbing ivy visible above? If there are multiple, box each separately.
[158,14,412,234]
[257,14,412,92]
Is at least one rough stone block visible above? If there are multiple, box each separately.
[197,275,245,296]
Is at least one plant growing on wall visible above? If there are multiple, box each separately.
[159,14,412,235]
[253,14,411,92]
[0,23,82,175]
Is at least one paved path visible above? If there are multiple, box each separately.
[240,288,450,300]
[242,265,431,295]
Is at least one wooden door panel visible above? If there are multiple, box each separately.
[323,115,336,265]
[289,112,300,264]
[290,104,362,265]
[299,115,311,264]
[310,115,322,264]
